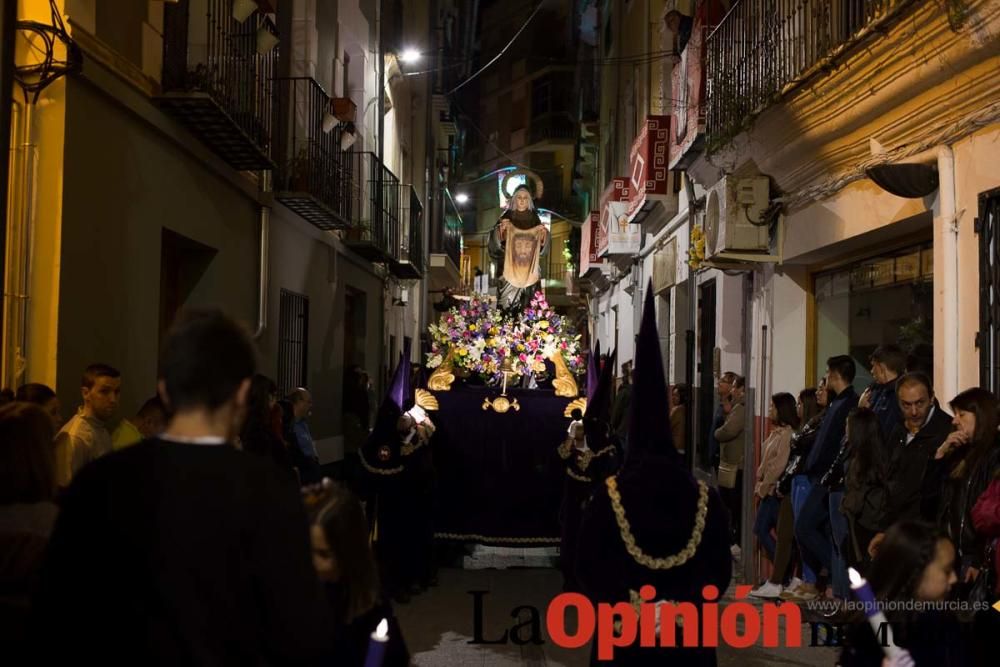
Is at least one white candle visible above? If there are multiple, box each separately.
[848,567,902,659]
[363,617,389,667]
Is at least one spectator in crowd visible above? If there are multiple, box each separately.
[935,388,1000,595]
[858,344,904,438]
[840,521,967,667]
[760,385,825,599]
[111,396,167,450]
[670,383,689,455]
[33,309,333,664]
[306,482,410,666]
[609,364,633,446]
[972,470,1000,596]
[750,392,799,595]
[715,374,747,556]
[241,375,294,477]
[868,372,952,557]
[792,355,858,601]
[15,383,62,431]
[0,403,57,653]
[288,387,322,484]
[839,408,888,574]
[707,371,737,471]
[53,363,120,489]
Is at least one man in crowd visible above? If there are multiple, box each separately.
[34,309,333,663]
[859,344,904,438]
[288,387,322,484]
[867,372,952,557]
[609,363,633,446]
[791,355,858,601]
[54,363,121,488]
[112,396,168,450]
[707,372,737,471]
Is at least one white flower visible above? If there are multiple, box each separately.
[427,354,443,369]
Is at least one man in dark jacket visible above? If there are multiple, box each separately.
[867,372,952,557]
[791,355,858,601]
[858,344,904,438]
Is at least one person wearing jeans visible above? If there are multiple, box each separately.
[751,394,798,571]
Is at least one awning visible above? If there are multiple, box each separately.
[626,115,675,224]
[579,210,607,276]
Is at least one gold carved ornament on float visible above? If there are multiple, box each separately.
[427,348,456,391]
[482,355,521,414]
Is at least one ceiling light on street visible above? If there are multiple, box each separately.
[455,193,469,204]
[400,48,421,64]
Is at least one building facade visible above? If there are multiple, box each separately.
[2,0,469,461]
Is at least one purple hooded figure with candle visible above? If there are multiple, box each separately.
[575,282,732,666]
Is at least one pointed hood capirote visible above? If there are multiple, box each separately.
[368,340,412,447]
[626,281,679,464]
[583,348,616,450]
[586,340,601,404]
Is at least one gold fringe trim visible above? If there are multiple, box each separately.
[606,476,709,570]
[358,448,404,476]
[433,532,560,544]
[566,468,592,483]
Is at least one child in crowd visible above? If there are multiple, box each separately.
[307,481,410,666]
[839,521,970,667]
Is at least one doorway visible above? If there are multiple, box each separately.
[698,279,717,470]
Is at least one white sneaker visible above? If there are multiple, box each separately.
[730,544,742,560]
[786,576,804,592]
[750,581,783,599]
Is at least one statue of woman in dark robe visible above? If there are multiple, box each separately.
[487,184,550,315]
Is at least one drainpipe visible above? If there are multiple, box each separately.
[253,171,271,340]
[938,145,958,402]
[2,99,34,390]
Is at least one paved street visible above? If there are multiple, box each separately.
[395,550,840,666]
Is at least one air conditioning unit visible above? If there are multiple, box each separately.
[704,175,770,258]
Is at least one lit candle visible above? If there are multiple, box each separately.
[848,567,902,660]
[363,618,389,667]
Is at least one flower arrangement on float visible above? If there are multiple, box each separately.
[426,291,585,384]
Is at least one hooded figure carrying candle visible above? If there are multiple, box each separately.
[487,182,550,315]
[575,284,732,666]
[558,342,621,592]
[359,341,435,603]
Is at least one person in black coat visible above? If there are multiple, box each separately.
[558,345,620,592]
[868,373,952,558]
[575,284,731,666]
[307,482,409,667]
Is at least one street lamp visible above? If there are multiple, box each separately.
[400,48,421,64]
[455,193,469,204]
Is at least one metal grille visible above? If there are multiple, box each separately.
[706,0,912,147]
[278,290,309,396]
[978,189,1000,394]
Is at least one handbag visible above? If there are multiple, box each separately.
[718,461,738,489]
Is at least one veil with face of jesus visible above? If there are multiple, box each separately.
[488,185,549,313]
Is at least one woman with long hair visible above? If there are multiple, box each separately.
[240,375,293,476]
[840,521,968,666]
[840,408,887,573]
[751,392,800,583]
[307,483,409,666]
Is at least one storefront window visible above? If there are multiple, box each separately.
[814,244,933,393]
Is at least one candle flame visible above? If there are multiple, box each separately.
[376,618,389,638]
[848,567,864,588]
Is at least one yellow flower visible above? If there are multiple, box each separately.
[538,320,549,329]
[468,324,477,331]
[458,348,468,356]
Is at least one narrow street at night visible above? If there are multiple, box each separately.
[2,1,1000,666]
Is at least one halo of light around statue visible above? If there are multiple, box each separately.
[426,291,585,386]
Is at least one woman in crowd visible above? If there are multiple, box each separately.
[840,408,888,574]
[752,387,819,598]
[840,521,968,666]
[0,402,58,651]
[777,381,830,600]
[752,393,799,573]
[15,383,63,431]
[307,482,409,666]
[240,374,294,478]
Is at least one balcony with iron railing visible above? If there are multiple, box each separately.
[273,77,352,230]
[390,185,425,279]
[342,152,401,263]
[160,0,277,170]
[528,113,577,146]
[706,0,913,148]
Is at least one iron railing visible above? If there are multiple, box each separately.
[394,185,425,277]
[529,113,576,144]
[342,151,401,261]
[979,189,1000,395]
[274,77,353,229]
[706,0,911,146]
[161,0,277,167]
